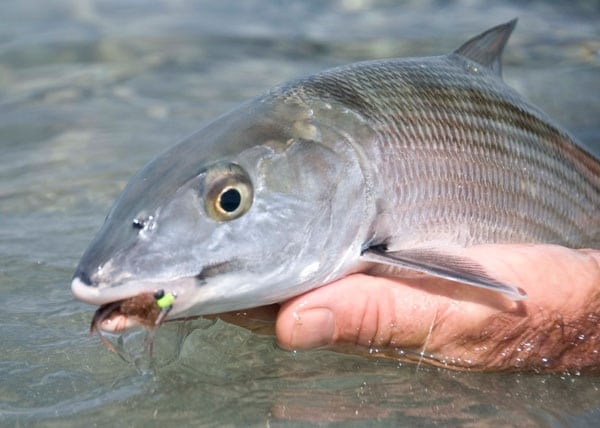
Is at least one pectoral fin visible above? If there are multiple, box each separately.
[361,246,527,301]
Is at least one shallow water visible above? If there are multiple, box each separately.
[1,0,599,426]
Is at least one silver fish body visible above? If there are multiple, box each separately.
[291,20,599,249]
[72,20,599,321]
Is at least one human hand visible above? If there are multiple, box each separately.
[275,244,600,372]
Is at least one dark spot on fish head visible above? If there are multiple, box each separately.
[132,211,154,231]
[132,218,145,230]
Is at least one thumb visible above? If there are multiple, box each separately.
[275,274,454,351]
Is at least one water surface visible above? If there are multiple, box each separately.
[1,0,599,426]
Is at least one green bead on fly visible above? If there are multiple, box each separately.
[154,289,175,309]
[154,289,176,326]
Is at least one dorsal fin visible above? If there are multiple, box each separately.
[453,19,517,78]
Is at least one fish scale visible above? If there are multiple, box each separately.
[285,49,599,248]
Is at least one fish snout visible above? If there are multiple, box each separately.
[72,267,93,286]
[71,264,133,305]
[71,274,103,305]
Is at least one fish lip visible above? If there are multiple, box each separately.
[72,275,197,319]
[71,276,158,306]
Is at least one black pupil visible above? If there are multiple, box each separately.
[219,188,241,213]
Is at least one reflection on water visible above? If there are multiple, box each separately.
[1,0,599,426]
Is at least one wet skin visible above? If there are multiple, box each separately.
[276,244,600,372]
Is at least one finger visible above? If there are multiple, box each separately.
[275,273,457,351]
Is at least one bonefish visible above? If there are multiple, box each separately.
[72,20,600,341]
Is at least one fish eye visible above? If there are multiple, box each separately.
[204,163,253,222]
[218,187,242,213]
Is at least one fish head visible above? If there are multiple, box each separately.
[72,94,370,320]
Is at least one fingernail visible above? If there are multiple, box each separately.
[290,308,335,349]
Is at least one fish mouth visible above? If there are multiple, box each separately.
[71,276,155,306]
[88,292,166,352]
[72,262,247,352]
[71,275,193,307]
[71,260,231,306]
[72,275,195,329]
[73,275,192,353]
